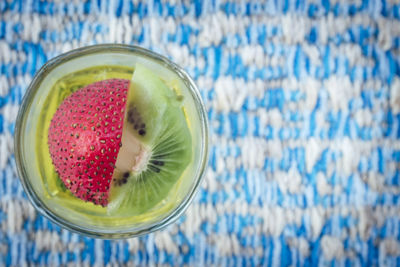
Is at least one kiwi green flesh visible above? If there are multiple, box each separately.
[122,64,173,145]
[108,64,192,215]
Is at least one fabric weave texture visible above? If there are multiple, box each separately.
[1,0,400,266]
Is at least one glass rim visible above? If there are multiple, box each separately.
[14,44,209,239]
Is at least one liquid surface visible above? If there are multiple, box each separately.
[35,65,191,224]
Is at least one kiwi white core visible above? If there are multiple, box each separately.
[113,124,151,176]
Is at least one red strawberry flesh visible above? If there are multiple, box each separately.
[48,79,129,206]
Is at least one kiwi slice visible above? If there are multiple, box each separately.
[108,64,192,215]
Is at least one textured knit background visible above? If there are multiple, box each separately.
[1,0,400,266]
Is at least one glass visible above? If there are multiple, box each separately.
[14,44,209,239]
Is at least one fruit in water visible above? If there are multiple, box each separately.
[48,79,129,206]
[48,64,192,214]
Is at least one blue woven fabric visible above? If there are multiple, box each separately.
[1,0,400,266]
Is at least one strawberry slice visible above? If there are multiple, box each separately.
[48,79,129,206]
